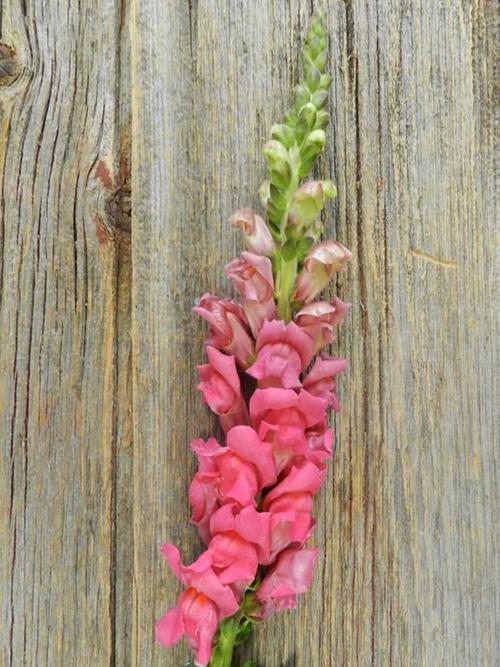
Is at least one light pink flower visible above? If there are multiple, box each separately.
[302,355,347,412]
[294,241,352,303]
[250,388,327,472]
[226,252,276,337]
[255,547,319,618]
[156,589,218,666]
[194,293,255,368]
[247,320,314,389]
[295,297,350,351]
[189,427,276,542]
[197,346,249,432]
[230,207,275,255]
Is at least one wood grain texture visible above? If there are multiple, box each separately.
[1,0,497,665]
[0,1,131,665]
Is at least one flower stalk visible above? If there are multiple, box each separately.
[156,11,352,667]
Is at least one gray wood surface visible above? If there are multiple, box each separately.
[1,1,498,665]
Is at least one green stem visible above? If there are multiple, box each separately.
[276,255,298,322]
[208,613,242,667]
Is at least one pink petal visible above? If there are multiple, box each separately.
[155,606,184,647]
[226,425,277,488]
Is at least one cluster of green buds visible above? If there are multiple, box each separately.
[258,11,337,320]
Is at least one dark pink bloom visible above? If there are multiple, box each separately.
[256,547,319,618]
[295,297,350,352]
[194,293,254,368]
[226,252,276,337]
[294,241,352,303]
[156,543,241,665]
[263,462,325,506]
[230,207,275,256]
[197,346,249,432]
[189,427,276,542]
[250,388,327,472]
[161,543,239,616]
[302,355,347,412]
[209,504,272,564]
[156,589,218,666]
[247,320,314,389]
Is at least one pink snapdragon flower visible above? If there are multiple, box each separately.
[156,544,240,666]
[230,207,275,256]
[156,589,218,666]
[302,355,347,412]
[226,251,276,337]
[250,388,327,472]
[197,346,249,432]
[295,297,350,351]
[255,547,319,618]
[294,241,352,303]
[189,426,276,542]
[247,320,314,389]
[194,293,254,368]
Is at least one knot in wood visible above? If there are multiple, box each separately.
[0,43,21,87]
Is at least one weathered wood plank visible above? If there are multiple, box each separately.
[1,0,496,665]
[0,1,131,665]
[131,1,497,666]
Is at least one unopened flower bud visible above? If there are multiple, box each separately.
[230,208,275,256]
[294,241,352,303]
[263,140,289,171]
[287,180,336,237]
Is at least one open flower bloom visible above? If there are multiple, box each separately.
[255,547,319,618]
[294,241,352,303]
[194,293,255,368]
[156,544,241,666]
[226,252,276,337]
[250,388,327,472]
[209,503,272,564]
[247,320,314,389]
[197,346,249,432]
[302,355,348,412]
[230,207,275,256]
[156,589,218,667]
[295,297,350,352]
[189,427,276,541]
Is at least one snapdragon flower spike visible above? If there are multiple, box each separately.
[157,11,353,666]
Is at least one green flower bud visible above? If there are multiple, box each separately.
[315,110,330,129]
[263,140,290,176]
[306,66,321,92]
[299,128,326,162]
[319,73,332,89]
[293,84,311,110]
[270,123,296,149]
[311,88,329,109]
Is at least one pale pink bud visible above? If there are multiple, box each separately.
[295,298,350,351]
[230,208,275,255]
[294,241,352,303]
[225,252,276,337]
[194,293,255,368]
